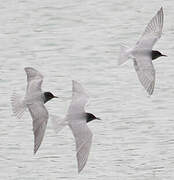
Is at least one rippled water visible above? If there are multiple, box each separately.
[1,0,174,179]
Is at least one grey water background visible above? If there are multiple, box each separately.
[0,0,174,179]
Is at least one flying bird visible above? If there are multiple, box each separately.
[11,67,58,154]
[118,7,166,95]
[51,80,100,173]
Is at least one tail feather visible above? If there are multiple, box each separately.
[50,115,67,134]
[11,92,26,119]
[118,45,130,65]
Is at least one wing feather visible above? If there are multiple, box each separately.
[28,102,48,154]
[25,67,43,95]
[67,80,89,115]
[69,121,92,173]
[24,67,43,82]
[136,7,164,49]
[133,57,155,95]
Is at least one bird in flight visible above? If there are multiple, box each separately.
[118,7,166,95]
[11,67,58,154]
[51,80,100,173]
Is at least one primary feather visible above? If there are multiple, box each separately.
[136,7,163,49]
[67,80,89,116]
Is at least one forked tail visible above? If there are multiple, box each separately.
[50,115,67,134]
[11,92,26,119]
[118,45,131,65]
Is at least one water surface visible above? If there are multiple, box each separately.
[0,0,174,179]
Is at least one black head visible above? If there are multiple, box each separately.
[151,50,167,60]
[43,92,58,103]
[85,112,101,123]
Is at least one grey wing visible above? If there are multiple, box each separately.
[25,67,43,82]
[26,79,43,95]
[28,102,48,154]
[67,80,89,115]
[69,120,93,173]
[25,67,43,95]
[134,56,155,95]
[136,7,163,49]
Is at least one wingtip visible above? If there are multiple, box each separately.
[147,88,154,96]
[72,80,77,90]
[24,67,33,71]
[72,80,79,85]
[78,166,83,174]
[72,80,81,90]
[24,67,28,73]
[148,92,153,96]
[34,144,39,155]
[159,7,163,14]
[24,67,43,80]
[24,67,35,74]
[24,67,39,71]
[34,149,37,155]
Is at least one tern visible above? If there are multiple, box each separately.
[118,7,166,95]
[11,67,58,154]
[51,80,100,173]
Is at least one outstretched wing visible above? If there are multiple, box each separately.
[24,67,43,95]
[67,80,89,115]
[25,67,43,82]
[28,101,48,154]
[69,120,93,173]
[134,55,155,95]
[136,7,163,49]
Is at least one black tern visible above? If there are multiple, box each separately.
[118,7,166,95]
[51,80,100,173]
[11,67,58,154]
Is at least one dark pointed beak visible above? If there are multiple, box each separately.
[162,54,167,57]
[96,117,101,120]
[53,96,59,98]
